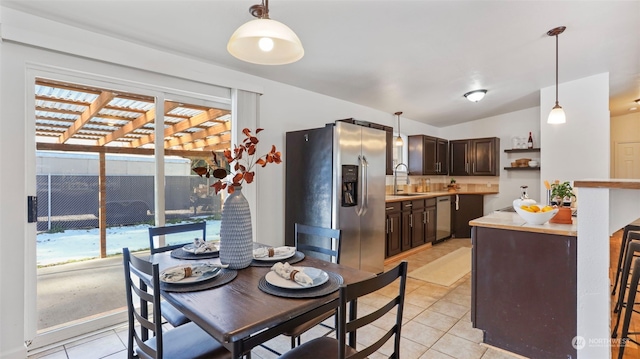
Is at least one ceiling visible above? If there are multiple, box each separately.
[3,1,639,127]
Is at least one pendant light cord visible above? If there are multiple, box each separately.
[555,34,559,106]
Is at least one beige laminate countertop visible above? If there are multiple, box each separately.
[469,211,577,236]
[385,190,498,203]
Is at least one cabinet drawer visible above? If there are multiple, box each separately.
[412,199,425,209]
[386,202,401,212]
[402,201,414,211]
[425,198,436,207]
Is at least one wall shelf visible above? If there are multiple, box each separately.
[504,167,540,171]
[504,148,540,153]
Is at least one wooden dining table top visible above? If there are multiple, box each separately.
[151,250,375,355]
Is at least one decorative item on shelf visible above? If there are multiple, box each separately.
[547,26,567,124]
[515,158,531,167]
[193,128,282,269]
[549,180,575,224]
[227,0,304,65]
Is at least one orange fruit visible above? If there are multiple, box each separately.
[530,205,541,212]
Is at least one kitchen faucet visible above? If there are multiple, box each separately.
[393,163,409,195]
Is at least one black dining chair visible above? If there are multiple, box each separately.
[279,261,409,359]
[282,224,342,347]
[147,222,207,327]
[122,247,230,359]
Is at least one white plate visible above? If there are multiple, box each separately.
[265,267,329,289]
[253,250,296,261]
[182,242,219,254]
[160,264,221,284]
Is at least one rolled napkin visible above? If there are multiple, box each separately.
[253,246,296,259]
[270,262,314,287]
[160,263,228,283]
[192,238,219,254]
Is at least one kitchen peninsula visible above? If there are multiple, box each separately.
[469,211,577,359]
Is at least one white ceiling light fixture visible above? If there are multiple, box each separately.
[227,0,304,65]
[547,26,567,124]
[464,89,487,102]
[394,111,404,147]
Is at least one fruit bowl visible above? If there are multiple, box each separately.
[513,202,559,225]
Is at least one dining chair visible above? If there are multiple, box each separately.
[278,261,408,359]
[147,222,206,327]
[122,247,230,359]
[281,223,342,348]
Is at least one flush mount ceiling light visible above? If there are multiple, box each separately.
[547,26,567,124]
[227,0,304,65]
[394,111,404,147]
[463,90,487,102]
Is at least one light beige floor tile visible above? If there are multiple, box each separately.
[413,309,460,332]
[401,320,446,347]
[441,291,471,307]
[102,349,128,359]
[481,346,529,359]
[63,330,115,348]
[378,336,428,359]
[65,332,125,359]
[419,348,456,359]
[432,333,488,359]
[429,299,469,319]
[27,347,67,359]
[448,318,484,343]
[405,292,440,308]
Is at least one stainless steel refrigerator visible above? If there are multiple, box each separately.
[285,121,386,274]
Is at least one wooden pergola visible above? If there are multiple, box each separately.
[35,78,231,257]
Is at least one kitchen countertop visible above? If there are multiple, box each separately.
[385,190,498,203]
[469,211,577,236]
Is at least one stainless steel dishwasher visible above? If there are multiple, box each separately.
[436,196,451,242]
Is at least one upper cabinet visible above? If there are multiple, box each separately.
[449,137,500,176]
[408,135,448,175]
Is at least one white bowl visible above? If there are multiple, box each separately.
[513,204,559,225]
[528,160,539,167]
[513,198,536,209]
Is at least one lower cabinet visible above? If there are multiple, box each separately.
[386,198,437,258]
[386,202,401,257]
[453,194,484,238]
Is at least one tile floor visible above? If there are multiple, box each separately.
[29,237,529,359]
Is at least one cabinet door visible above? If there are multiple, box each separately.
[453,194,484,238]
[425,206,437,243]
[385,128,393,175]
[449,140,470,176]
[471,138,498,176]
[411,208,426,247]
[386,211,401,257]
[401,201,414,251]
[436,138,448,174]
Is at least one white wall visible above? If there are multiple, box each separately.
[540,73,610,201]
[439,107,541,212]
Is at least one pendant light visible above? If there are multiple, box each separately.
[394,111,404,147]
[227,0,304,65]
[547,26,567,124]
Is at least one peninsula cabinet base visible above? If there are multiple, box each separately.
[471,226,577,359]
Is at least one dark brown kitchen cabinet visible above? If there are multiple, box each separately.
[453,194,484,238]
[410,200,426,248]
[408,135,448,175]
[386,202,401,257]
[401,201,413,251]
[449,137,500,176]
[425,198,437,243]
[384,127,394,175]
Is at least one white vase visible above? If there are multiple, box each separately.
[219,186,253,269]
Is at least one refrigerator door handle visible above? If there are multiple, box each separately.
[361,155,369,216]
[356,155,365,216]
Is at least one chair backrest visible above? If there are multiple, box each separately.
[148,222,206,254]
[123,247,164,359]
[294,223,341,264]
[337,261,408,359]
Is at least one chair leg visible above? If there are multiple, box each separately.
[618,258,640,359]
[613,242,640,337]
[613,226,640,296]
[291,336,296,349]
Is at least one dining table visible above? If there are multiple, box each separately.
[151,244,375,359]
